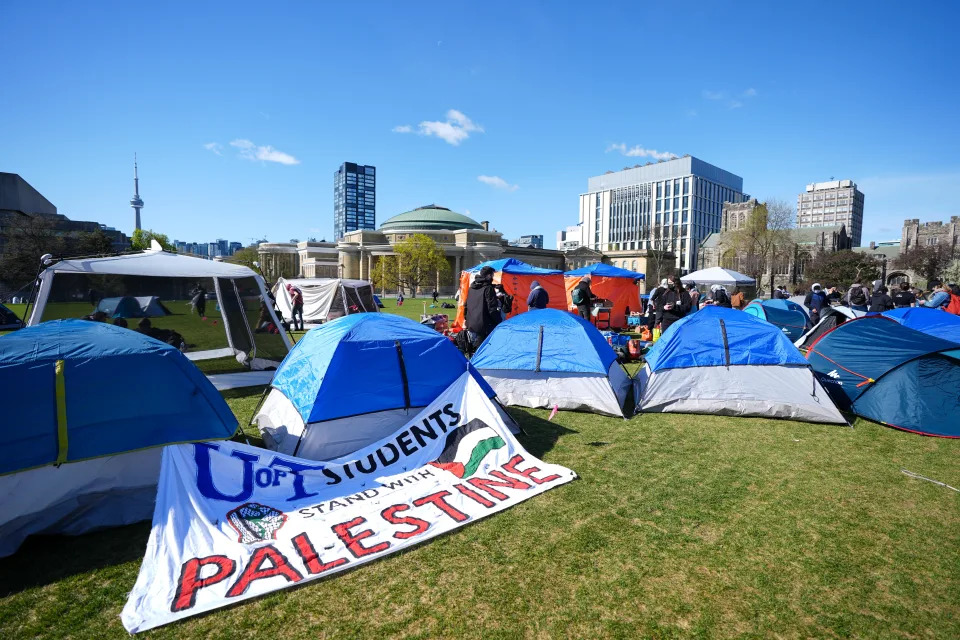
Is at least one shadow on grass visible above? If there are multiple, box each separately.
[508,407,578,459]
[0,522,151,597]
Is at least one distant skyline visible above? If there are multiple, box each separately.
[2,1,958,248]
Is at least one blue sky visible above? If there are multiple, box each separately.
[2,1,958,248]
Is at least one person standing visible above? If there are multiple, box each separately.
[526,280,549,310]
[923,281,951,310]
[432,289,439,304]
[710,285,732,308]
[869,286,894,312]
[396,290,404,306]
[656,275,691,333]
[572,274,595,320]
[892,282,917,308]
[191,283,207,317]
[846,280,870,312]
[286,283,304,331]
[804,283,828,324]
[730,286,746,310]
[687,282,700,312]
[464,266,501,347]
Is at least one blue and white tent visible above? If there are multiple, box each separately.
[471,309,631,416]
[255,313,514,460]
[745,298,811,341]
[635,307,845,423]
[0,320,238,556]
[881,307,960,344]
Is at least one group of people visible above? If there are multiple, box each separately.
[800,279,960,320]
[82,311,187,350]
[641,277,748,333]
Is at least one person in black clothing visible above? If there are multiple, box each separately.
[892,282,916,308]
[526,280,549,309]
[656,275,691,332]
[191,283,207,316]
[432,289,439,304]
[463,266,501,347]
[572,274,595,319]
[869,286,894,312]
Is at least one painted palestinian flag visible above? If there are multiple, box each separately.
[226,502,287,544]
[430,418,506,479]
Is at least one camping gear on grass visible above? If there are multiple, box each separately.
[794,305,865,351]
[254,313,516,461]
[635,306,845,424]
[564,263,644,329]
[27,248,291,371]
[471,308,632,417]
[273,277,378,326]
[96,295,171,318]
[453,258,566,328]
[744,298,811,342]
[0,320,238,557]
[806,315,960,437]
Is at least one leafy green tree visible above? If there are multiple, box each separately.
[393,234,450,297]
[74,227,115,255]
[130,228,175,251]
[370,255,400,295]
[226,245,260,270]
[727,200,794,295]
[804,250,881,289]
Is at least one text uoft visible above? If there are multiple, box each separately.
[195,403,464,503]
[171,454,561,613]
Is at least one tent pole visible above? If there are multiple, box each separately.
[244,384,272,445]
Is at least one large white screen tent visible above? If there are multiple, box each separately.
[273,277,379,326]
[27,250,292,370]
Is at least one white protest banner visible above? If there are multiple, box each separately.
[121,373,576,633]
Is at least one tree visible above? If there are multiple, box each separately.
[226,245,260,270]
[370,255,400,295]
[0,214,66,289]
[130,228,175,251]
[384,234,450,297]
[804,250,881,289]
[727,199,794,295]
[645,223,677,284]
[895,242,958,286]
[74,227,115,255]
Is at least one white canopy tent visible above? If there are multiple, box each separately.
[680,267,756,287]
[273,277,378,326]
[28,249,292,371]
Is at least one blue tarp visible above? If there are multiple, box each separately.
[806,316,960,437]
[881,307,960,344]
[645,306,808,371]
[745,299,810,341]
[565,263,645,280]
[271,313,494,423]
[471,308,616,374]
[465,258,563,275]
[0,320,237,475]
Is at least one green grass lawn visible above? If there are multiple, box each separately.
[1,303,959,638]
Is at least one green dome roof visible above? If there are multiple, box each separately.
[379,204,484,231]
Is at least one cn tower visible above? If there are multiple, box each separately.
[130,154,144,231]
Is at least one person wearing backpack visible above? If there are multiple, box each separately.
[526,280,549,310]
[571,274,595,319]
[464,266,501,347]
[869,286,895,312]
[846,280,869,311]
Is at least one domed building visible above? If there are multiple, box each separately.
[335,204,565,294]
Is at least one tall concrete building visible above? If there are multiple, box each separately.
[130,155,144,232]
[575,156,747,273]
[796,180,865,248]
[333,162,376,241]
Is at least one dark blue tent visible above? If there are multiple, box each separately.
[745,298,810,341]
[0,319,238,475]
[806,316,960,437]
[881,307,960,344]
[255,313,510,460]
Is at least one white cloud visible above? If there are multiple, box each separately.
[478,175,519,192]
[728,100,744,109]
[703,88,757,109]
[742,87,757,97]
[229,139,300,165]
[606,143,676,161]
[396,109,484,146]
[203,142,223,156]
[702,90,725,101]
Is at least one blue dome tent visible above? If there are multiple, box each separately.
[880,307,960,344]
[471,309,632,416]
[635,307,845,424]
[255,313,515,460]
[806,316,960,437]
[745,298,811,341]
[0,320,238,557]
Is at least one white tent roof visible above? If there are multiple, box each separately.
[44,250,256,279]
[680,267,755,286]
[280,278,372,289]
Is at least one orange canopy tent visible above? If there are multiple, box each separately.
[453,258,566,329]
[564,263,644,329]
